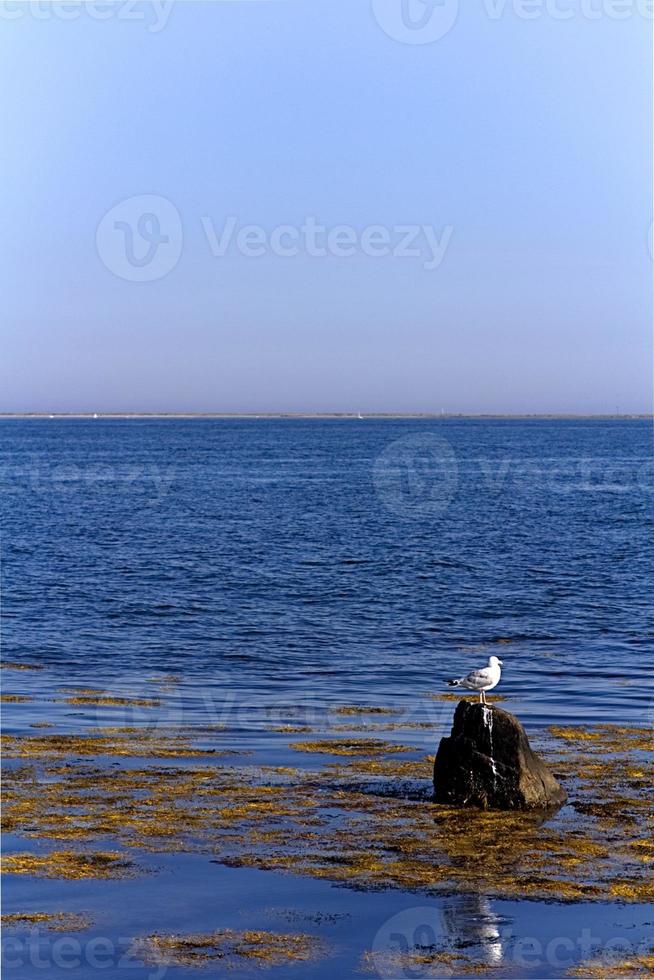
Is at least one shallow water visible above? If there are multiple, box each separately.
[4,847,653,980]
[2,419,653,978]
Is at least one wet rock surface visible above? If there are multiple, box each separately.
[433,701,567,810]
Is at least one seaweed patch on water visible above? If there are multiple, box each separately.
[1,757,319,852]
[2,730,228,759]
[147,674,182,689]
[0,661,44,671]
[550,725,652,753]
[2,723,652,904]
[361,946,501,976]
[331,705,401,716]
[268,725,315,734]
[56,695,161,708]
[131,929,325,969]
[57,687,106,696]
[567,952,654,977]
[330,722,434,733]
[2,850,137,879]
[2,911,93,931]
[0,694,33,703]
[263,908,351,925]
[292,739,414,757]
[324,755,434,779]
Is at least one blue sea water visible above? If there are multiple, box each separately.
[2,418,653,727]
[2,419,653,980]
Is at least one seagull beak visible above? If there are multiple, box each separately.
[498,660,503,666]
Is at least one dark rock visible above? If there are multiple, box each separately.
[433,701,567,810]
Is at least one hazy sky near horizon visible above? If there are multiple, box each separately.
[2,0,652,414]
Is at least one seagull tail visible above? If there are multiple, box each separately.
[446,678,461,687]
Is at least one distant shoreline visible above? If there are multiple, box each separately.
[1,413,652,421]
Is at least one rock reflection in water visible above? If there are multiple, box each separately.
[441,894,507,968]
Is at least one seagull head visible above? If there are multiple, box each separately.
[488,656,503,667]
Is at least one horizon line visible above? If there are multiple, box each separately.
[1,412,653,421]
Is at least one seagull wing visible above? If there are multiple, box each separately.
[460,666,494,690]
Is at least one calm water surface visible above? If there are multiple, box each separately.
[2,419,653,980]
[2,418,653,727]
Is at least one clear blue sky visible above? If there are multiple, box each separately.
[2,0,652,414]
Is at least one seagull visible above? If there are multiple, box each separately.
[446,656,503,704]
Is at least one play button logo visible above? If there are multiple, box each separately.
[372,0,459,44]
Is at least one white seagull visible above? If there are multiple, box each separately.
[447,656,503,703]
